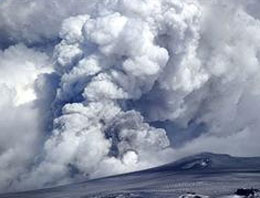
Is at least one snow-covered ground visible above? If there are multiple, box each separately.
[0,153,259,198]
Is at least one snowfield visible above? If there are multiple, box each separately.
[0,153,259,198]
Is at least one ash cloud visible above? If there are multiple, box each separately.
[0,0,260,193]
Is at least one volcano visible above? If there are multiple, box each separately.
[1,153,260,198]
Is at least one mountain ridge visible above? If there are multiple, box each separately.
[1,152,260,198]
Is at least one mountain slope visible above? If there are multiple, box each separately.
[1,153,260,198]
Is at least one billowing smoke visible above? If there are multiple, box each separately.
[1,0,260,193]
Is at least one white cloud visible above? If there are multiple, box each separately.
[0,44,52,192]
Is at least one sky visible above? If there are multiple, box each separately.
[0,0,260,193]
